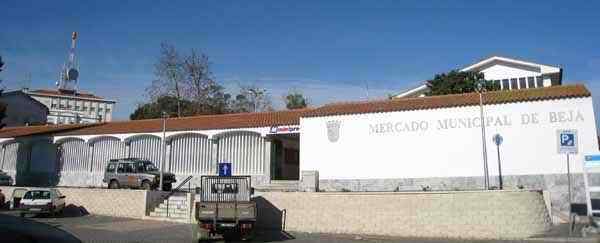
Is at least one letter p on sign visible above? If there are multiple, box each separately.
[557,129,578,154]
[561,134,574,146]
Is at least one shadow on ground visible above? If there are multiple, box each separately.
[0,213,82,243]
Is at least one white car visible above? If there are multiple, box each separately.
[19,189,66,217]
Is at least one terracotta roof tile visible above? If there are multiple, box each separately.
[0,124,99,138]
[56,109,312,136]
[303,84,590,118]
[3,84,590,138]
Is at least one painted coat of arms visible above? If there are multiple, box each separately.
[326,120,341,142]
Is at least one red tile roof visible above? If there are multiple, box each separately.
[0,124,98,138]
[0,84,590,138]
[27,89,109,100]
[303,84,590,118]
[56,109,312,136]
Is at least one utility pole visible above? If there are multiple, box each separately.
[160,111,168,191]
[476,81,490,190]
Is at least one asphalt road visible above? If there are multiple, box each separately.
[0,211,599,243]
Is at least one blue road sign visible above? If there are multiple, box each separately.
[584,155,600,167]
[557,129,578,154]
[492,134,503,146]
[218,163,232,177]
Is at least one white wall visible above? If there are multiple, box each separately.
[300,97,598,180]
[481,64,541,81]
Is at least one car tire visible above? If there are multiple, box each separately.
[141,180,152,190]
[19,213,24,217]
[108,180,120,189]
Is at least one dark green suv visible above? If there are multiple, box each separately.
[103,158,176,190]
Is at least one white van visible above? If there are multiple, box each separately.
[19,189,66,217]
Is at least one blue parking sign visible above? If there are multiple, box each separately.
[218,163,232,177]
[557,129,578,154]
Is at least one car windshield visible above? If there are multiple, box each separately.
[23,190,51,200]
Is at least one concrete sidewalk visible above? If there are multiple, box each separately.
[1,211,600,243]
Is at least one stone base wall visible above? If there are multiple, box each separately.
[0,186,151,219]
[320,173,600,222]
[255,190,551,239]
[51,173,271,190]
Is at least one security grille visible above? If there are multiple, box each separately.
[200,176,251,202]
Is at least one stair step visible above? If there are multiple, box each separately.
[144,215,190,223]
[149,211,188,218]
[163,199,187,204]
[158,204,188,209]
[153,208,188,214]
[167,196,187,201]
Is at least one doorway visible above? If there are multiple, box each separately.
[269,133,299,180]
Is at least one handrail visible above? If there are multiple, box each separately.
[162,175,193,199]
[173,175,194,192]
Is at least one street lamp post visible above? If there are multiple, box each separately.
[160,111,168,191]
[476,81,490,190]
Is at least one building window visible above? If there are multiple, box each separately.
[59,104,65,109]
[510,78,518,90]
[527,77,535,88]
[106,108,111,113]
[98,108,103,112]
[83,107,88,111]
[75,106,80,111]
[90,107,95,112]
[519,78,527,89]
[51,104,57,108]
[501,79,509,90]
[536,76,544,87]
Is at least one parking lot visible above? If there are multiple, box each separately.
[0,210,598,243]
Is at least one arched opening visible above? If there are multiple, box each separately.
[168,133,213,175]
[125,134,163,169]
[89,136,126,187]
[56,138,89,186]
[215,131,267,175]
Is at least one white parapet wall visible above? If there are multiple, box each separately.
[300,97,598,180]
[0,186,164,219]
[254,190,551,239]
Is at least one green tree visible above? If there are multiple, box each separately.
[425,70,499,96]
[284,90,308,109]
[130,96,194,120]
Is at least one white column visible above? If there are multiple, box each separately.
[165,142,172,172]
[210,138,219,175]
[87,144,95,186]
[264,138,272,179]
[0,145,6,170]
[125,142,131,158]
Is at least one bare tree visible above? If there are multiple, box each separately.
[182,49,230,114]
[183,50,213,101]
[148,43,185,117]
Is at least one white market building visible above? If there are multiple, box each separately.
[0,84,597,218]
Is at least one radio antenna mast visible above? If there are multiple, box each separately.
[57,31,79,93]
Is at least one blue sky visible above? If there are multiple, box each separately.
[0,0,599,121]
